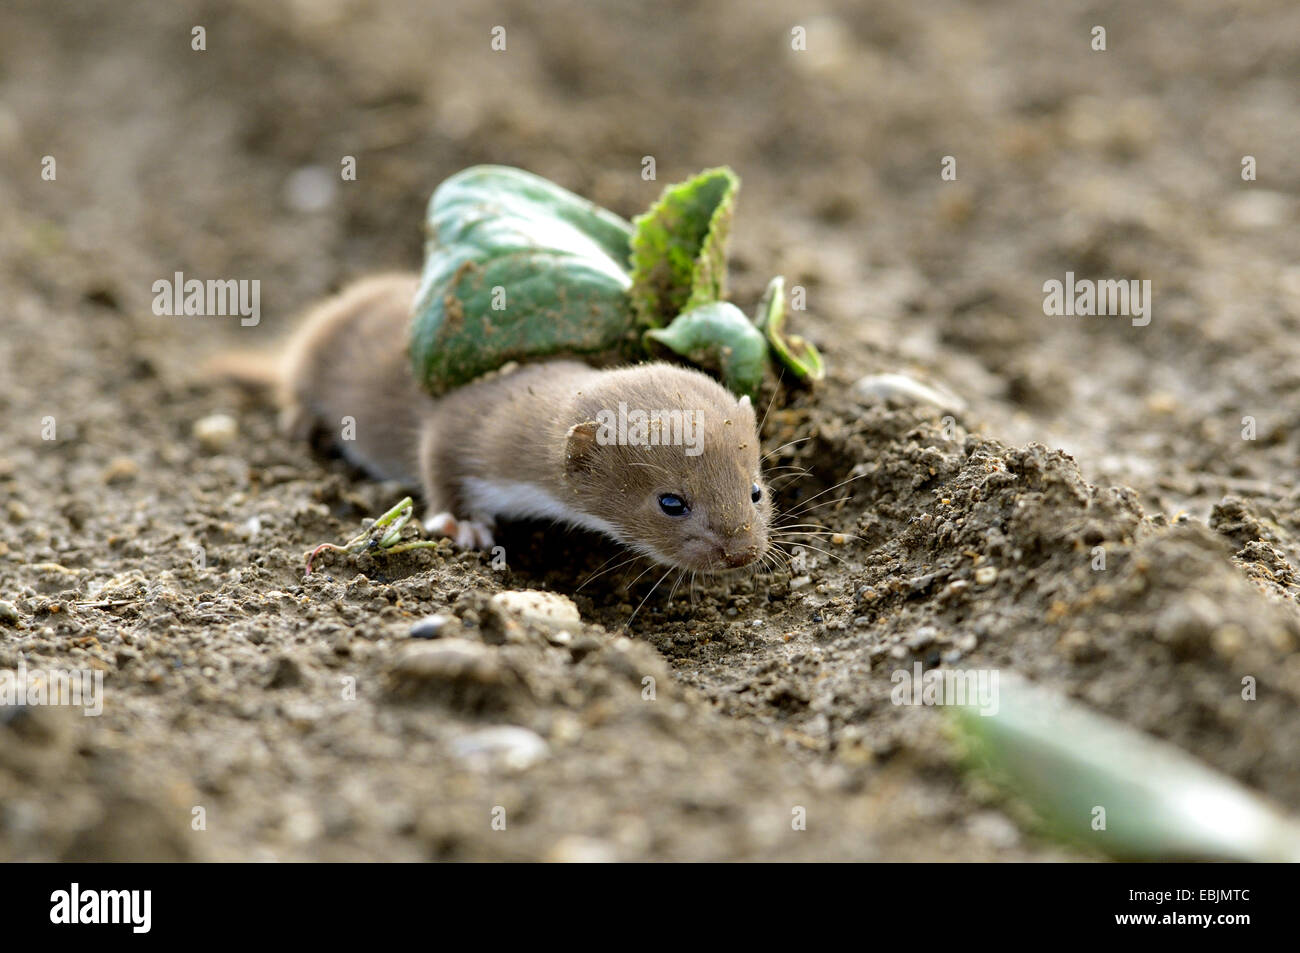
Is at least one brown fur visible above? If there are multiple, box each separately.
[277,272,428,481]
[427,360,772,571]
[220,273,771,572]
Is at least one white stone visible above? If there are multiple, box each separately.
[852,373,966,413]
[452,726,550,772]
[193,413,239,452]
[490,590,581,630]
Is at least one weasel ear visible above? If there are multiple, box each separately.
[738,394,752,410]
[565,420,601,477]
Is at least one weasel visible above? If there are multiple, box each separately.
[230,273,772,574]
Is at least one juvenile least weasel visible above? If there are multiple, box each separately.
[255,273,772,573]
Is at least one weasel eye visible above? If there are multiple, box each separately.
[750,483,762,504]
[657,493,689,517]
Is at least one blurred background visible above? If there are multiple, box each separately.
[3,0,1299,507]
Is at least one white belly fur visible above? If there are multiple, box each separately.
[460,477,624,541]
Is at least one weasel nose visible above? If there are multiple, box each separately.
[721,546,757,569]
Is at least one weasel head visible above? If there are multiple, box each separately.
[563,365,771,574]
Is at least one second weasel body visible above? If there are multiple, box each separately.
[275,274,772,573]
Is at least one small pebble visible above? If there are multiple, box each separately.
[194,413,239,453]
[409,613,454,639]
[283,165,338,213]
[386,640,507,700]
[1058,629,1102,663]
[102,457,139,485]
[490,590,581,630]
[967,810,1021,849]
[545,835,617,864]
[852,372,967,413]
[567,634,602,661]
[0,600,19,624]
[906,626,937,650]
[1211,624,1247,658]
[1224,191,1292,230]
[974,566,998,585]
[451,726,549,772]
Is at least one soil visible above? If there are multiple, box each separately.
[1,0,1298,861]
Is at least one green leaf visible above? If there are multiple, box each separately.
[953,676,1300,861]
[629,167,739,328]
[753,276,824,383]
[411,166,637,394]
[643,302,768,400]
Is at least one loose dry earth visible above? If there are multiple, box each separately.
[1,0,1297,860]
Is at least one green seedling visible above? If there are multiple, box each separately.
[952,676,1300,861]
[643,301,768,400]
[411,165,637,395]
[628,166,737,326]
[304,497,441,575]
[753,276,825,383]
[410,165,824,401]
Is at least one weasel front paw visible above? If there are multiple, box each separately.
[424,512,495,550]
